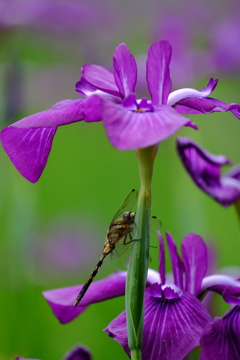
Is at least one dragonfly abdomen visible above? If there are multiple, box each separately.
[74,257,105,306]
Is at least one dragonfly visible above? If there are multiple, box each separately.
[74,189,138,306]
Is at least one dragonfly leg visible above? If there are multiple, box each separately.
[123,230,141,245]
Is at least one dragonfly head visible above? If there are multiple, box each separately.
[122,211,135,222]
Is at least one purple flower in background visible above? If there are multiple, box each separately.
[16,344,92,360]
[1,40,240,183]
[0,0,107,33]
[177,137,240,206]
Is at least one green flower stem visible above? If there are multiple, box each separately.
[135,145,158,205]
[125,145,157,358]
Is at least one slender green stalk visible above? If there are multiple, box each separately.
[125,145,158,358]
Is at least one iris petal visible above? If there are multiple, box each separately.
[42,271,127,324]
[113,43,137,98]
[165,232,184,289]
[146,40,172,105]
[200,306,240,360]
[102,101,190,150]
[81,64,120,97]
[158,232,166,285]
[175,96,240,121]
[11,99,86,128]
[167,78,218,106]
[1,126,57,183]
[105,291,212,360]
[181,233,208,296]
[65,345,92,360]
[177,137,240,206]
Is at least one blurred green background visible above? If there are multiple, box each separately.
[0,0,240,359]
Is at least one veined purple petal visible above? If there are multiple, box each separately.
[146,40,172,105]
[175,97,240,121]
[165,232,184,289]
[42,271,127,324]
[65,345,92,360]
[113,43,137,98]
[105,291,212,360]
[200,307,240,360]
[1,126,57,183]
[10,99,86,128]
[177,137,240,206]
[182,233,208,296]
[102,101,190,150]
[81,64,120,97]
[167,78,218,106]
[158,232,166,285]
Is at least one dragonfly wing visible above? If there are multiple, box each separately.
[150,216,162,235]
[110,238,132,268]
[110,189,138,225]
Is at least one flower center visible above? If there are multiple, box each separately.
[135,109,146,113]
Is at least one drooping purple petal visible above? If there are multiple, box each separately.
[158,232,166,285]
[201,275,240,305]
[1,126,57,183]
[182,233,208,296]
[177,137,240,206]
[165,232,184,289]
[167,78,218,106]
[113,43,137,98]
[200,306,240,360]
[10,99,86,128]
[102,101,190,150]
[42,271,127,324]
[105,291,212,360]
[175,96,240,121]
[81,64,120,97]
[146,40,172,105]
[64,345,92,360]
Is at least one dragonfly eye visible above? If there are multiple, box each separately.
[122,211,135,221]
[129,212,135,221]
[122,211,131,220]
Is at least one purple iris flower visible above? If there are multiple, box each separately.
[16,344,92,360]
[105,233,240,360]
[1,40,240,183]
[43,232,240,360]
[177,137,240,206]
